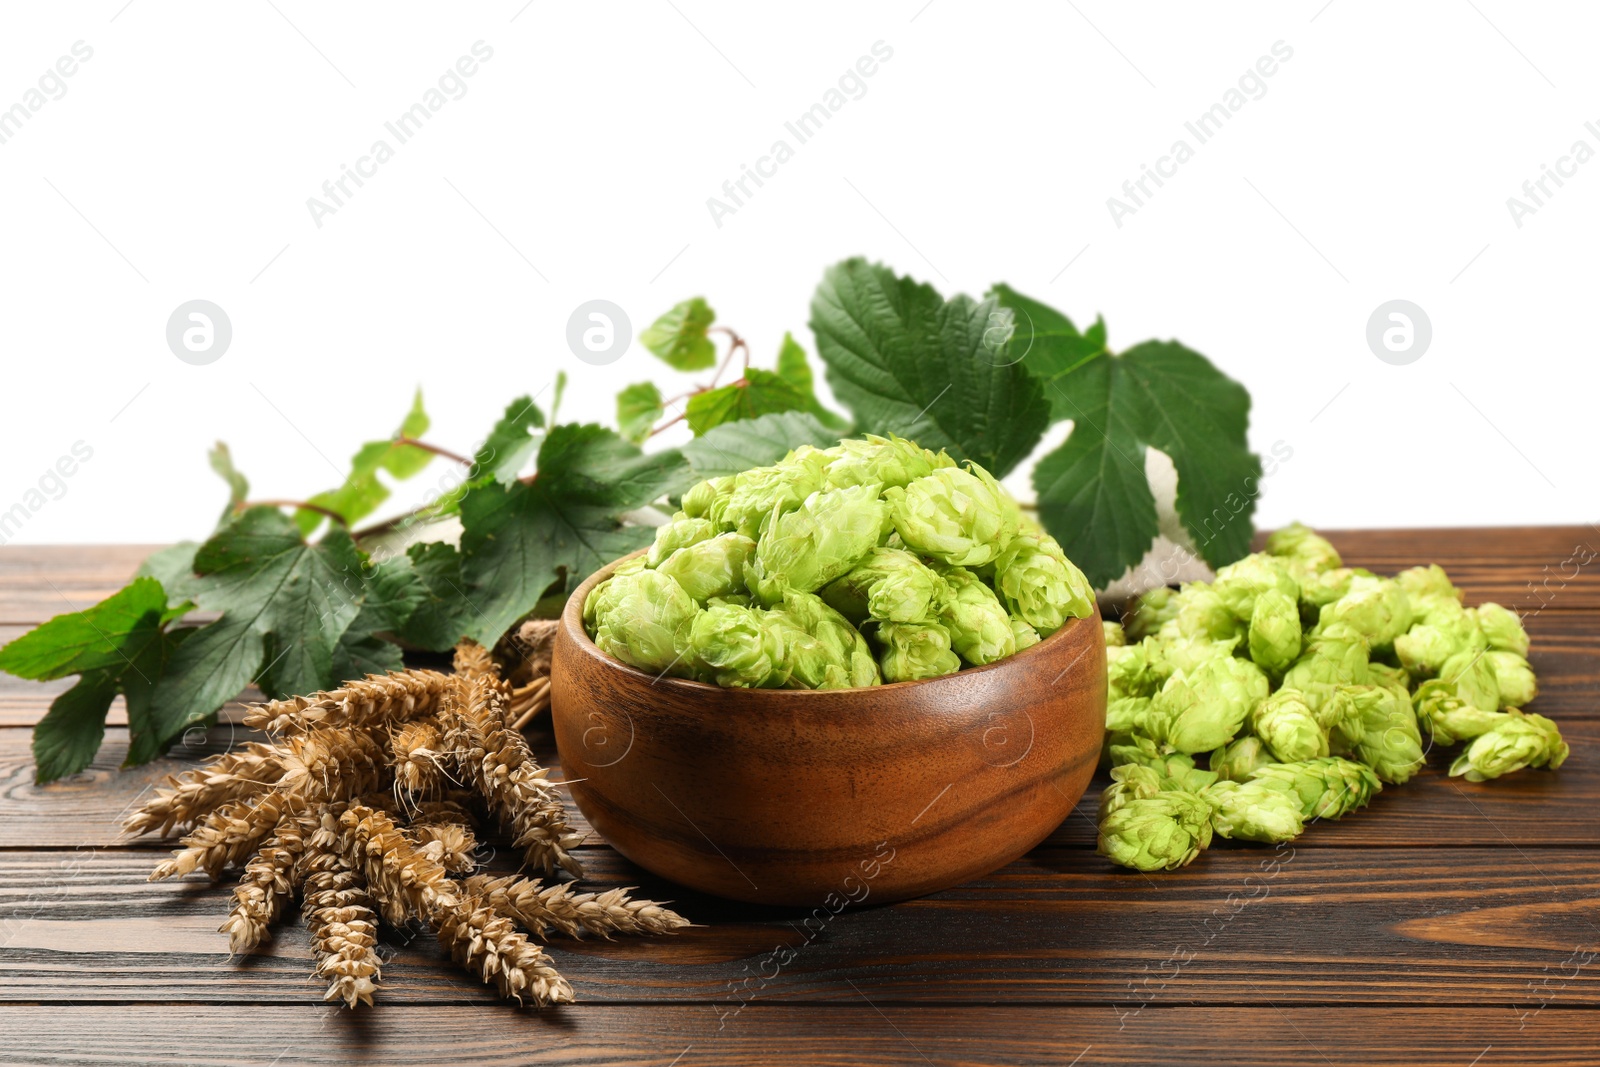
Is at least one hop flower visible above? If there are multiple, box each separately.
[823,433,953,491]
[1213,553,1301,621]
[685,601,790,688]
[1250,689,1328,763]
[1474,602,1530,658]
[1106,641,1160,701]
[1412,678,1504,745]
[1012,618,1042,651]
[1248,588,1303,674]
[1100,763,1164,816]
[717,445,832,537]
[1315,575,1412,650]
[1247,757,1380,821]
[1343,684,1425,785]
[775,591,881,688]
[1122,586,1179,641]
[1203,780,1305,843]
[655,531,757,603]
[993,528,1093,635]
[1097,791,1215,871]
[1485,650,1538,708]
[1208,734,1274,783]
[874,620,962,682]
[645,515,717,567]
[1281,622,1370,710]
[883,465,1020,568]
[1449,710,1568,781]
[589,568,699,676]
[820,546,944,625]
[1149,656,1269,754]
[746,483,890,605]
[1395,564,1461,609]
[1104,621,1127,647]
[1107,734,1201,781]
[1106,696,1154,746]
[1263,522,1342,575]
[1439,649,1500,713]
[679,476,731,521]
[1147,634,1242,680]
[1164,585,1244,642]
[936,566,1018,666]
[1394,623,1465,678]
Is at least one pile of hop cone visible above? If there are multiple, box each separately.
[125,624,689,1008]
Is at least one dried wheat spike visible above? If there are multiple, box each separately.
[407,798,476,827]
[219,806,319,953]
[301,810,383,1008]
[446,676,584,878]
[277,727,385,800]
[505,618,559,687]
[151,792,303,882]
[464,873,690,940]
[412,822,479,875]
[390,718,448,798]
[337,803,458,925]
[452,639,503,686]
[124,742,286,839]
[434,890,574,1007]
[243,669,452,733]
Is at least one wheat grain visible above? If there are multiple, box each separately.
[464,873,690,940]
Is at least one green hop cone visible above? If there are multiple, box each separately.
[685,601,790,688]
[1106,640,1160,701]
[875,620,962,682]
[1107,735,1199,781]
[1439,649,1500,713]
[656,531,757,603]
[1209,734,1275,783]
[1395,564,1460,608]
[1203,780,1306,843]
[1394,623,1464,679]
[1281,622,1370,710]
[1412,678,1505,745]
[824,434,953,491]
[1297,567,1360,615]
[1485,650,1538,708]
[1315,575,1412,650]
[820,546,943,625]
[1264,522,1343,575]
[1149,656,1269,754]
[1448,709,1569,782]
[1012,618,1042,651]
[1100,763,1163,817]
[680,476,732,522]
[1123,586,1178,642]
[746,483,890,605]
[1314,687,1363,753]
[776,591,881,689]
[718,446,832,537]
[1097,791,1215,871]
[1475,602,1530,658]
[590,569,700,677]
[1104,620,1127,647]
[1247,757,1381,821]
[1365,661,1412,702]
[1248,588,1303,674]
[1343,683,1425,784]
[1149,634,1242,680]
[1213,553,1301,621]
[936,567,1017,666]
[1250,689,1329,763]
[1106,696,1154,746]
[646,515,717,567]
[993,528,1094,635]
[883,465,1021,568]
[1165,585,1244,642]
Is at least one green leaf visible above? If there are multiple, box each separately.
[989,284,1110,422]
[681,411,842,480]
[208,442,249,519]
[474,395,546,486]
[332,631,405,680]
[0,577,170,680]
[809,258,1050,477]
[296,389,436,534]
[684,369,812,436]
[458,424,691,644]
[148,508,370,743]
[1032,339,1261,587]
[616,382,664,445]
[31,671,117,784]
[136,543,201,602]
[775,333,851,430]
[396,541,481,652]
[641,298,717,371]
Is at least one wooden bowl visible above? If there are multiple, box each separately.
[550,552,1107,907]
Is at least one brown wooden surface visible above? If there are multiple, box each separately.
[0,530,1596,1066]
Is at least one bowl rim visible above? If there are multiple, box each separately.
[559,548,1102,698]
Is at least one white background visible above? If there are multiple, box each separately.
[1,0,1596,545]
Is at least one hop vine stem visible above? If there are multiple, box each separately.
[647,326,750,439]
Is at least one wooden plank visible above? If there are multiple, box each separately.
[1,847,1598,1007]
[3,714,1592,852]
[0,545,159,625]
[0,1004,1596,1067]
[1274,526,1600,612]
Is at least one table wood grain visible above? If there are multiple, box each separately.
[1,530,1595,1066]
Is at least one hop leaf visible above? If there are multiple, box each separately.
[616,382,664,444]
[641,297,717,370]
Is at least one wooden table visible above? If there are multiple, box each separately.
[2,528,1597,1066]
